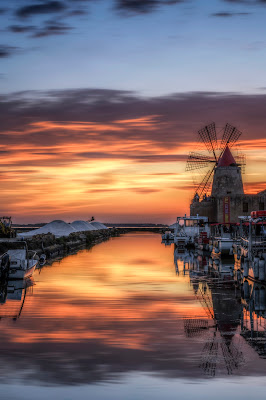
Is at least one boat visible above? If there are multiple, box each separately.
[211,257,235,280]
[161,230,174,241]
[0,241,38,279]
[173,214,210,248]
[231,211,266,282]
[211,224,236,256]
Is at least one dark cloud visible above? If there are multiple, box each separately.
[115,0,185,14]
[224,0,266,4]
[0,45,19,58]
[8,25,36,33]
[1,88,266,166]
[116,0,159,13]
[211,11,251,17]
[67,8,88,16]
[16,1,66,18]
[77,152,187,162]
[32,22,73,37]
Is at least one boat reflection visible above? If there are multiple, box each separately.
[0,278,34,321]
[239,279,266,358]
[176,244,266,372]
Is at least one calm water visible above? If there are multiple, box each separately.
[1,232,266,399]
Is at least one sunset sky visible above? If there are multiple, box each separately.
[1,0,266,223]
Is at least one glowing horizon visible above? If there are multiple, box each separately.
[1,94,266,224]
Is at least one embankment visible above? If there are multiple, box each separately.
[0,227,164,262]
[0,228,123,260]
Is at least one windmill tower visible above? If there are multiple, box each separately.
[211,146,244,197]
[187,123,246,223]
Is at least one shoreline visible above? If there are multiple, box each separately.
[0,228,121,262]
[0,228,163,266]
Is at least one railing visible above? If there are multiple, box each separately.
[0,251,8,261]
[240,235,266,255]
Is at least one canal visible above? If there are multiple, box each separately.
[1,232,266,399]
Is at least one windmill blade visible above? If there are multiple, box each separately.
[195,167,215,199]
[234,153,246,174]
[198,123,218,161]
[186,152,216,172]
[184,318,209,338]
[220,340,244,375]
[220,123,242,150]
[200,332,219,377]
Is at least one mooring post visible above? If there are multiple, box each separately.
[248,219,252,260]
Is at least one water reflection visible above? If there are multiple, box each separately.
[0,233,266,389]
[185,256,244,376]
[240,280,266,358]
[0,278,34,320]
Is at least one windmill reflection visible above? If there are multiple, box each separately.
[176,247,245,376]
[0,278,34,321]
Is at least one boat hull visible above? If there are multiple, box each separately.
[8,262,37,280]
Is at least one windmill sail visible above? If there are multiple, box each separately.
[198,122,218,161]
[186,152,215,171]
[220,123,242,152]
[195,168,215,199]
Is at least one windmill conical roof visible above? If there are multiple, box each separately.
[217,146,236,167]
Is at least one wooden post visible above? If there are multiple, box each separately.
[248,220,252,260]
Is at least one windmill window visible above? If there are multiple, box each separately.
[243,202,248,212]
[259,202,264,210]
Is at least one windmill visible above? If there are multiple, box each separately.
[186,123,246,200]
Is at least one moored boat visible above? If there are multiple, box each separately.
[161,230,174,241]
[0,241,38,280]
[173,214,210,248]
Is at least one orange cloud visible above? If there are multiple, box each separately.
[1,90,266,223]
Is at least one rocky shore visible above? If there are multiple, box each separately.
[0,228,124,261]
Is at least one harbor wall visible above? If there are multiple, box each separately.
[0,229,121,260]
[0,227,164,262]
